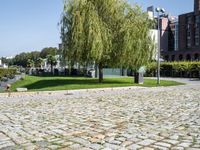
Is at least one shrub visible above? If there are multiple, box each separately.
[146,61,200,77]
[0,68,17,81]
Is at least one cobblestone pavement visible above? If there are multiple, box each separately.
[0,83,200,150]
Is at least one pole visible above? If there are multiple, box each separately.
[157,13,160,85]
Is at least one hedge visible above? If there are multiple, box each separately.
[0,68,17,80]
[146,61,200,77]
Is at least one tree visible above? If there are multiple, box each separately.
[40,47,58,58]
[35,57,44,69]
[13,52,29,67]
[13,51,40,68]
[27,59,34,68]
[47,55,57,74]
[30,51,40,61]
[1,57,14,66]
[61,0,154,83]
[117,5,155,82]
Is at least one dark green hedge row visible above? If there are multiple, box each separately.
[146,61,200,77]
[0,68,17,80]
[147,61,200,72]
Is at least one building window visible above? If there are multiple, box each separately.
[194,53,199,60]
[179,54,183,61]
[165,55,169,61]
[186,16,192,48]
[187,37,191,48]
[171,55,175,61]
[187,16,192,23]
[195,36,199,46]
[186,54,191,61]
[175,23,179,50]
[186,30,191,48]
[195,16,200,46]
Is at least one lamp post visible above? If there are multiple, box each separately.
[155,7,165,85]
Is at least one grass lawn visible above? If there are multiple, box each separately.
[9,75,184,92]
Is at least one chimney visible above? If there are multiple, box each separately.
[194,0,200,13]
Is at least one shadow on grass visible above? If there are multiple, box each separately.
[24,78,131,90]
[34,75,85,77]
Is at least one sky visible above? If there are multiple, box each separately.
[0,0,193,57]
[133,0,192,16]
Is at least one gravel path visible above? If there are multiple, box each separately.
[0,80,200,150]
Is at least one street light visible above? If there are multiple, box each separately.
[156,7,165,85]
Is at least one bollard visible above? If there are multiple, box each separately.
[6,84,11,97]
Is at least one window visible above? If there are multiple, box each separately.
[171,55,175,61]
[187,36,191,48]
[186,16,192,48]
[175,23,179,50]
[194,53,199,60]
[195,15,200,23]
[179,54,183,61]
[195,36,199,46]
[187,16,192,24]
[165,55,169,61]
[186,28,191,48]
[186,54,191,61]
[195,16,200,46]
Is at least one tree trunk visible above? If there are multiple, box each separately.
[69,61,74,76]
[83,63,87,76]
[98,62,103,83]
[51,62,53,75]
[134,72,137,84]
[95,63,98,78]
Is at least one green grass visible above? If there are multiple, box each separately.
[10,75,184,92]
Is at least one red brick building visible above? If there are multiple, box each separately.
[163,0,200,61]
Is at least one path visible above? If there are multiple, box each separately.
[0,80,199,149]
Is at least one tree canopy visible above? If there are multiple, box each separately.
[6,47,59,68]
[61,0,155,82]
[40,47,58,58]
[47,55,57,74]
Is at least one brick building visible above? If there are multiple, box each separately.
[163,0,200,61]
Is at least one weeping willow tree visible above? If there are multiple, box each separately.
[116,5,155,72]
[61,0,155,83]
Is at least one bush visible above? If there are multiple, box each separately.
[0,68,17,81]
[146,61,200,78]
[146,62,157,77]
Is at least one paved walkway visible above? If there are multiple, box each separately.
[0,80,200,150]
[148,77,200,85]
[0,75,22,92]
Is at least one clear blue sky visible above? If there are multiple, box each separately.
[0,0,193,57]
[133,0,192,16]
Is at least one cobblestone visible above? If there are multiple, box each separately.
[127,144,142,150]
[137,139,156,146]
[162,139,179,145]
[0,82,200,149]
[177,142,192,147]
[154,142,171,148]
